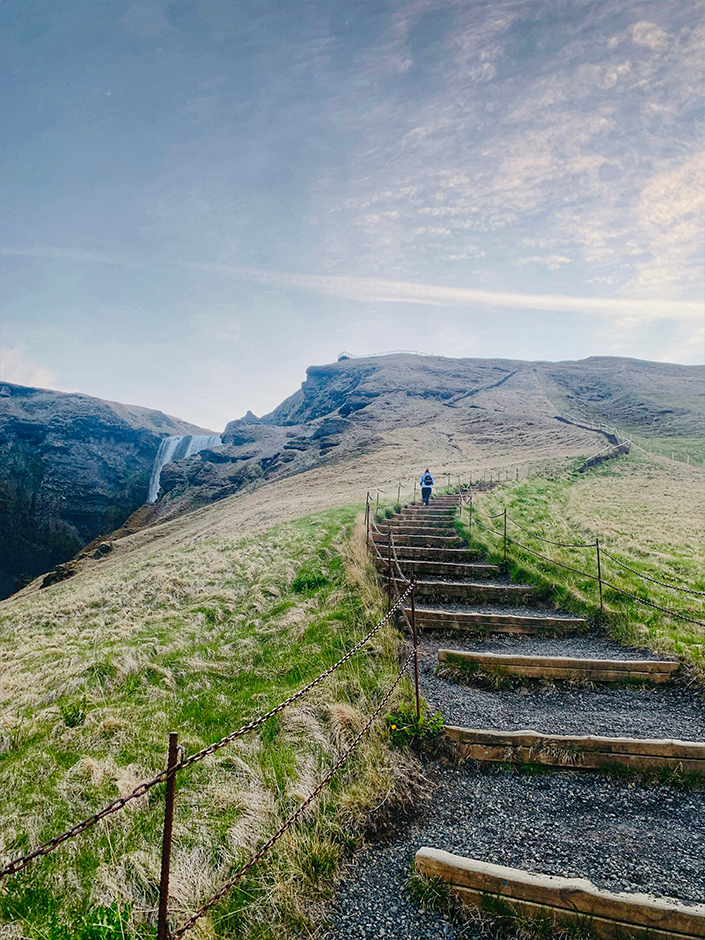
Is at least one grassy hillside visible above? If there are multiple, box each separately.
[0,508,420,938]
[465,450,705,678]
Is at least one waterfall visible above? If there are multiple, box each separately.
[147,434,222,502]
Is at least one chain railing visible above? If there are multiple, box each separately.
[1,572,419,939]
[468,501,705,627]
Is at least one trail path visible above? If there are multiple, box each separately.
[323,496,705,939]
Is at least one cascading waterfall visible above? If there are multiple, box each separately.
[147,434,222,502]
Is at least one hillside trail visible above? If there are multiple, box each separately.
[322,495,705,940]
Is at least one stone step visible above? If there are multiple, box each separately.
[393,560,500,579]
[409,607,587,635]
[416,849,705,940]
[444,726,705,775]
[415,579,535,604]
[374,534,466,548]
[438,649,680,683]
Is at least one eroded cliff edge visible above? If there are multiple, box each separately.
[0,383,211,598]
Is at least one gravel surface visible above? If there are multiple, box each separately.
[323,531,705,938]
[418,638,705,740]
[322,765,705,939]
[423,631,676,661]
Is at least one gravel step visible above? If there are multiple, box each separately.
[322,766,705,940]
[415,579,535,604]
[410,605,587,634]
[374,534,466,548]
[393,560,500,579]
[386,546,482,562]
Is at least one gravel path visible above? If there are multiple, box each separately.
[322,524,705,938]
[418,636,705,740]
[322,765,705,939]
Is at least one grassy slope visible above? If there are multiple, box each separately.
[463,451,705,679]
[0,508,419,938]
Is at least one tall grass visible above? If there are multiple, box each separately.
[461,452,705,680]
[0,508,421,938]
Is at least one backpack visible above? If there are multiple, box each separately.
[422,473,433,486]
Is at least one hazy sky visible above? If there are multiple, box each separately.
[1,0,703,431]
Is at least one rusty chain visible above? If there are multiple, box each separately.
[172,648,415,938]
[506,515,594,549]
[599,549,705,597]
[477,517,705,628]
[0,585,412,881]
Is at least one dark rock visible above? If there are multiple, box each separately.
[93,543,113,559]
[0,382,211,599]
[41,561,78,588]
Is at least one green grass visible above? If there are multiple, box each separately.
[0,508,420,938]
[461,451,705,679]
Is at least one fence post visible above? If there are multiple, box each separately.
[503,508,507,568]
[410,574,421,722]
[413,479,417,504]
[397,482,401,505]
[468,495,472,539]
[596,539,604,614]
[366,492,370,551]
[157,732,179,940]
[387,529,392,612]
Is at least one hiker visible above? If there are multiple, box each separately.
[419,468,434,505]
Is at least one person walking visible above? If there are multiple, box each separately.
[419,468,434,506]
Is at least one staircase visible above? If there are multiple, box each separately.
[371,493,705,938]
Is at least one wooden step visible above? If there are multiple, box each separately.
[394,560,500,579]
[444,726,705,775]
[416,849,705,940]
[415,579,535,604]
[438,650,680,683]
[374,534,466,548]
[375,525,456,537]
[409,607,587,635]
[388,546,482,562]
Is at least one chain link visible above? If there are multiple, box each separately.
[599,550,705,597]
[0,585,412,881]
[172,648,415,938]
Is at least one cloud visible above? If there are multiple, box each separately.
[0,347,58,389]
[3,246,700,323]
[192,263,702,322]
[631,21,669,51]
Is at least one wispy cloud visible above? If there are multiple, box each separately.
[3,246,700,321]
[195,263,702,321]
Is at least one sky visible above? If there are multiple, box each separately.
[1,0,703,432]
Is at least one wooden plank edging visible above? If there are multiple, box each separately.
[415,849,705,938]
[438,649,679,682]
[444,725,705,773]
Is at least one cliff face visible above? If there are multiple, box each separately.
[0,383,211,598]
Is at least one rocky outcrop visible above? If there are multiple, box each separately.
[0,383,211,599]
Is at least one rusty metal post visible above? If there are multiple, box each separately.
[596,539,604,613]
[413,479,417,504]
[387,529,392,612]
[366,492,370,551]
[410,575,420,723]
[503,508,507,568]
[376,491,379,514]
[397,482,401,505]
[516,468,519,480]
[157,732,179,940]
[468,495,472,539]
